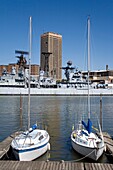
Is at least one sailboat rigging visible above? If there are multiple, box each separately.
[71,17,105,161]
[11,17,50,161]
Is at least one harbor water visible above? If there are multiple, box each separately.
[0,96,113,163]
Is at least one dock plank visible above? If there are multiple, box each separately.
[52,161,57,170]
[50,162,55,170]
[59,161,63,170]
[102,132,113,159]
[45,161,51,170]
[65,161,69,170]
[102,163,109,170]
[10,161,19,170]
[85,163,92,170]
[102,163,111,170]
[71,162,74,170]
[0,131,22,159]
[38,161,45,170]
[18,161,28,169]
[54,161,60,170]
[94,163,102,170]
[0,161,113,170]
[29,161,42,170]
[105,164,113,170]
[0,136,12,159]
[48,161,52,170]
[90,163,96,170]
[76,162,84,170]
[36,161,41,170]
[68,162,72,170]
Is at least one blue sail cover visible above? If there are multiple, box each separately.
[82,118,92,134]
[32,124,37,130]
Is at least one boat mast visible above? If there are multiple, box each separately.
[28,16,32,130]
[87,17,90,119]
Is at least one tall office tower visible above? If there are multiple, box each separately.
[40,32,62,80]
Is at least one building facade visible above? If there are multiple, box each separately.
[30,64,40,76]
[0,64,19,76]
[40,32,62,80]
[0,64,39,76]
[82,65,113,84]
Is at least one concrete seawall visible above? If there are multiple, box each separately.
[0,87,113,96]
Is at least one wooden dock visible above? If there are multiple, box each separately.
[0,161,113,170]
[0,136,12,159]
[0,132,21,159]
[103,132,113,157]
[0,132,113,169]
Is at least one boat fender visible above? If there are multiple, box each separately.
[29,128,33,133]
[73,133,76,138]
[47,143,50,150]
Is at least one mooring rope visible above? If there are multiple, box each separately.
[46,149,96,163]
[3,148,9,159]
[67,149,96,162]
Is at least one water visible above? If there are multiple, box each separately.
[0,96,113,163]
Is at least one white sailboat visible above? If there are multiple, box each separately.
[71,17,105,161]
[11,17,50,161]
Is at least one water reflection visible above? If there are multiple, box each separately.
[0,96,113,163]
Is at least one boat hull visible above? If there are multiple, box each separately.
[71,139,104,161]
[0,87,113,96]
[12,142,50,161]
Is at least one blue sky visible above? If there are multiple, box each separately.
[0,0,113,72]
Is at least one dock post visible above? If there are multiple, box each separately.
[20,93,23,129]
[100,94,102,130]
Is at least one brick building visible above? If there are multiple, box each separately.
[0,64,39,76]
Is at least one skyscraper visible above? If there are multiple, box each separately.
[40,32,62,80]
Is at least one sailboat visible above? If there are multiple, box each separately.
[11,17,50,161]
[71,17,105,161]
